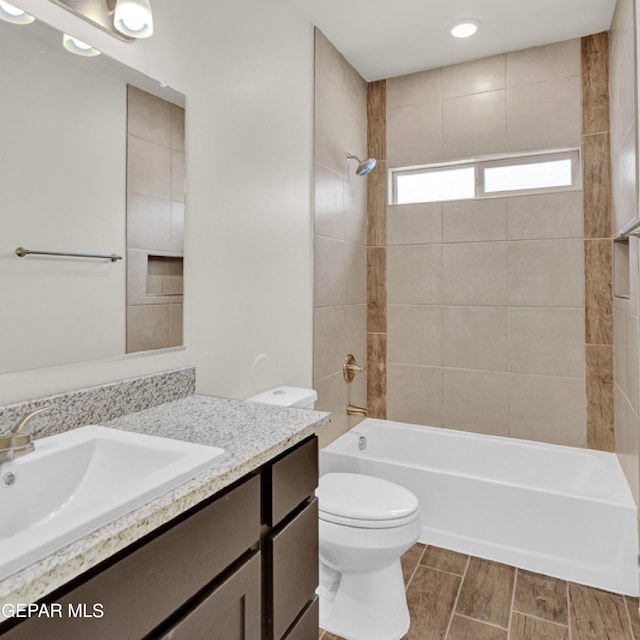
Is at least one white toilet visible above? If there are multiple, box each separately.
[317,472,422,640]
[246,387,422,640]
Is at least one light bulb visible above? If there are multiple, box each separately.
[0,0,34,24]
[114,0,153,39]
[62,33,101,57]
[450,20,480,39]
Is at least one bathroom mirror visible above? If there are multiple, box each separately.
[0,15,186,374]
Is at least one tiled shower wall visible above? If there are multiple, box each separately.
[611,0,640,503]
[313,31,368,447]
[126,86,185,353]
[379,40,596,447]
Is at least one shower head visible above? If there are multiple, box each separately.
[346,153,377,176]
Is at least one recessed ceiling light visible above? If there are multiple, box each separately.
[450,19,480,39]
[0,0,35,25]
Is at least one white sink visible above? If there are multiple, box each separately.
[0,425,225,580]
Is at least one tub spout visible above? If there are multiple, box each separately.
[347,404,368,417]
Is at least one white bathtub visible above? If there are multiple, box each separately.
[320,419,639,596]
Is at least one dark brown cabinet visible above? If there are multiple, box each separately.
[0,435,319,640]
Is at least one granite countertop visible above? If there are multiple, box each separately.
[0,394,330,617]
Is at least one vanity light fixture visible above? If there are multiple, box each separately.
[62,33,101,56]
[0,0,35,25]
[114,0,153,38]
[450,19,480,39]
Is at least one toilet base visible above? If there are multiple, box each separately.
[319,559,410,640]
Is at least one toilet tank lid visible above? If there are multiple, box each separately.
[246,386,318,408]
[317,472,419,522]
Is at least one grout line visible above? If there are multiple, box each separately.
[454,612,509,631]
[443,554,470,639]
[623,596,636,639]
[511,608,570,628]
[405,544,427,591]
[567,581,572,640]
[506,566,518,639]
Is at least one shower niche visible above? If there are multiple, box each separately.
[126,86,185,353]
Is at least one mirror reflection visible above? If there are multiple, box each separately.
[0,16,186,374]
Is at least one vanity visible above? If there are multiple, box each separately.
[0,392,329,640]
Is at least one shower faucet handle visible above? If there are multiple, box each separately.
[343,354,366,383]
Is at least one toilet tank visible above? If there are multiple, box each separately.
[246,386,318,409]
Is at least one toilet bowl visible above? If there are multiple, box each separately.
[317,472,423,640]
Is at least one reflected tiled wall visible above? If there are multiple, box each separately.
[126,86,185,353]
[610,0,640,503]
[313,31,368,447]
[383,40,590,446]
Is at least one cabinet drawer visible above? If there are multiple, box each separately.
[160,552,261,640]
[282,598,319,640]
[1,475,261,640]
[268,436,318,527]
[269,499,319,640]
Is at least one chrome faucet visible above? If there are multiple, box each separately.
[0,407,50,463]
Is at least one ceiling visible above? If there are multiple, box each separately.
[287,0,618,81]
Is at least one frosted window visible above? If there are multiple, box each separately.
[396,167,475,204]
[483,158,573,193]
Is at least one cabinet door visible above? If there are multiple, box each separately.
[282,598,318,640]
[160,552,261,640]
[269,499,319,640]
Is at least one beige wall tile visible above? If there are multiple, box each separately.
[387,203,442,245]
[441,55,506,99]
[442,242,508,306]
[507,191,583,240]
[171,150,185,203]
[344,241,367,304]
[126,303,171,353]
[508,239,584,307]
[314,164,344,240]
[315,105,350,176]
[315,371,349,449]
[343,303,367,370]
[614,385,640,504]
[170,105,185,152]
[624,310,639,413]
[170,201,185,253]
[443,369,509,436]
[510,308,585,376]
[169,302,183,347]
[443,199,507,243]
[611,125,638,233]
[442,90,507,160]
[343,179,367,245]
[613,310,627,397]
[387,305,443,366]
[387,244,442,304]
[443,306,508,371]
[127,85,171,147]
[127,193,172,251]
[387,102,441,167]
[127,136,171,199]
[387,364,442,426]
[507,76,581,151]
[314,236,345,307]
[506,39,580,87]
[510,374,586,446]
[313,306,344,381]
[126,249,148,304]
[386,68,440,109]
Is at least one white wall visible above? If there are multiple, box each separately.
[0,0,314,403]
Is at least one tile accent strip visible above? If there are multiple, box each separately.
[367,80,387,418]
[581,32,614,451]
[0,366,196,439]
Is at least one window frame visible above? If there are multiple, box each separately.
[389,148,581,206]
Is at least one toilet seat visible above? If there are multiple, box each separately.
[317,473,420,529]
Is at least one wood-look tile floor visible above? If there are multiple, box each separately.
[319,544,640,640]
